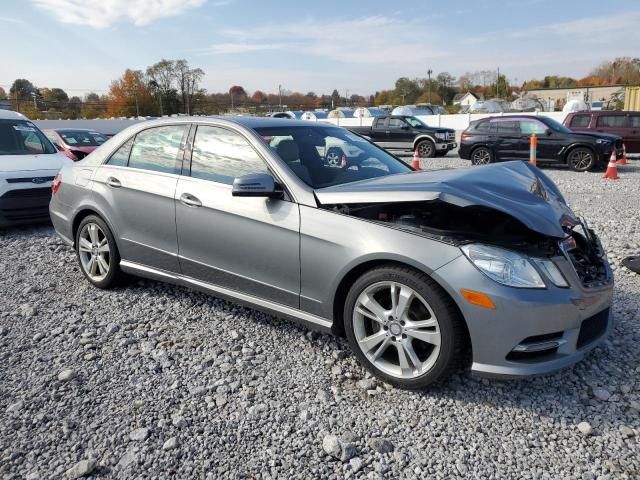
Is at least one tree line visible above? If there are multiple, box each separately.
[2,56,638,119]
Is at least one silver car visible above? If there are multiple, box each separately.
[49,117,614,389]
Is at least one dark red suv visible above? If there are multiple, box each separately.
[564,111,640,153]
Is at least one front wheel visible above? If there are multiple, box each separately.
[75,215,123,289]
[416,140,436,158]
[325,147,344,167]
[567,147,596,172]
[344,266,466,390]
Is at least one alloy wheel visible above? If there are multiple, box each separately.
[326,151,341,166]
[569,150,593,171]
[418,142,434,157]
[78,223,111,281]
[352,281,441,379]
[471,148,491,165]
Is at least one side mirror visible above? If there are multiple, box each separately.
[232,173,282,198]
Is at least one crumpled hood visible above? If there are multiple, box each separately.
[315,161,577,238]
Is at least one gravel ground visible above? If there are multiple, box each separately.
[1,158,639,479]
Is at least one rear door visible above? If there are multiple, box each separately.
[627,114,640,153]
[594,113,628,138]
[490,119,524,161]
[91,124,190,273]
[175,124,301,308]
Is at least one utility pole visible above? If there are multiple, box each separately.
[497,67,500,98]
[31,92,37,110]
[278,84,282,109]
[345,89,349,106]
[427,69,433,104]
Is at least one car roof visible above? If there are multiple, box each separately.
[49,128,103,132]
[218,115,322,129]
[0,110,29,120]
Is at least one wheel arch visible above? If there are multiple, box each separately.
[71,207,118,248]
[469,144,495,161]
[412,134,437,150]
[330,259,471,356]
[562,143,597,164]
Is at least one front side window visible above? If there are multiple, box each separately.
[570,115,591,128]
[256,125,411,189]
[128,125,188,174]
[596,115,627,128]
[0,119,56,155]
[388,118,406,129]
[190,126,268,184]
[630,115,640,128]
[519,120,547,135]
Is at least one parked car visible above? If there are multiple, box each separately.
[43,128,108,161]
[459,115,624,172]
[0,110,71,227]
[50,117,613,389]
[563,111,640,154]
[348,115,456,158]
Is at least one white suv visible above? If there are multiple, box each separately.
[0,110,71,227]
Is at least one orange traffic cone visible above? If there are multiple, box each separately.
[603,150,620,180]
[412,148,421,170]
[618,144,627,166]
[529,133,537,166]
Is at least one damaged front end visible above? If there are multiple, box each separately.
[316,162,611,289]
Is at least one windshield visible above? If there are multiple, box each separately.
[256,125,411,188]
[0,119,57,155]
[543,117,572,134]
[59,130,107,147]
[405,117,428,128]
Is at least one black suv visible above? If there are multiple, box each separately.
[459,115,623,172]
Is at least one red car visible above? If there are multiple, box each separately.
[563,111,640,154]
[43,128,107,161]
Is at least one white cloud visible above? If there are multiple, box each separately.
[31,0,208,28]
[203,16,451,66]
[0,16,25,24]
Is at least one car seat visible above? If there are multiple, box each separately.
[275,139,313,185]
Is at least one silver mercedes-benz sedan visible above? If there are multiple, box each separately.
[49,117,613,389]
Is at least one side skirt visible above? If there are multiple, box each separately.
[119,260,333,333]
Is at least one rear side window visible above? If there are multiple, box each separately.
[494,120,519,134]
[596,115,627,128]
[570,115,591,128]
[630,116,640,128]
[190,125,269,185]
[128,125,189,174]
[107,138,134,167]
[474,121,491,132]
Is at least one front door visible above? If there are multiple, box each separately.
[175,124,301,308]
[519,118,563,162]
[386,117,414,150]
[92,124,190,272]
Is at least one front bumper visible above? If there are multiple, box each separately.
[431,253,614,379]
[436,142,457,151]
[0,187,52,227]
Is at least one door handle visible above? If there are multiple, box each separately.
[180,193,202,207]
[106,177,121,188]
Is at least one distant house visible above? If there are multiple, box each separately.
[453,92,478,107]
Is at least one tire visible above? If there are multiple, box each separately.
[75,215,123,289]
[325,147,344,167]
[567,147,596,172]
[470,146,493,165]
[416,140,436,158]
[343,265,466,390]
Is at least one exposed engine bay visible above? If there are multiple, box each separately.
[324,201,610,287]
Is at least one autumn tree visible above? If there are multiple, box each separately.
[0,87,6,100]
[229,85,247,108]
[251,90,267,103]
[106,69,156,117]
[146,59,176,115]
[591,57,640,84]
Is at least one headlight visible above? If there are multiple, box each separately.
[461,244,545,288]
[595,139,609,144]
[532,259,568,287]
[435,132,446,140]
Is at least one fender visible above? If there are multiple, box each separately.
[558,141,597,159]
[412,134,438,149]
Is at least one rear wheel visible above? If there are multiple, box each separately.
[470,146,493,165]
[75,215,123,289]
[416,140,436,158]
[344,266,465,390]
[567,147,596,172]
[325,147,344,167]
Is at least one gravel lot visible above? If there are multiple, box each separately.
[1,158,639,479]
